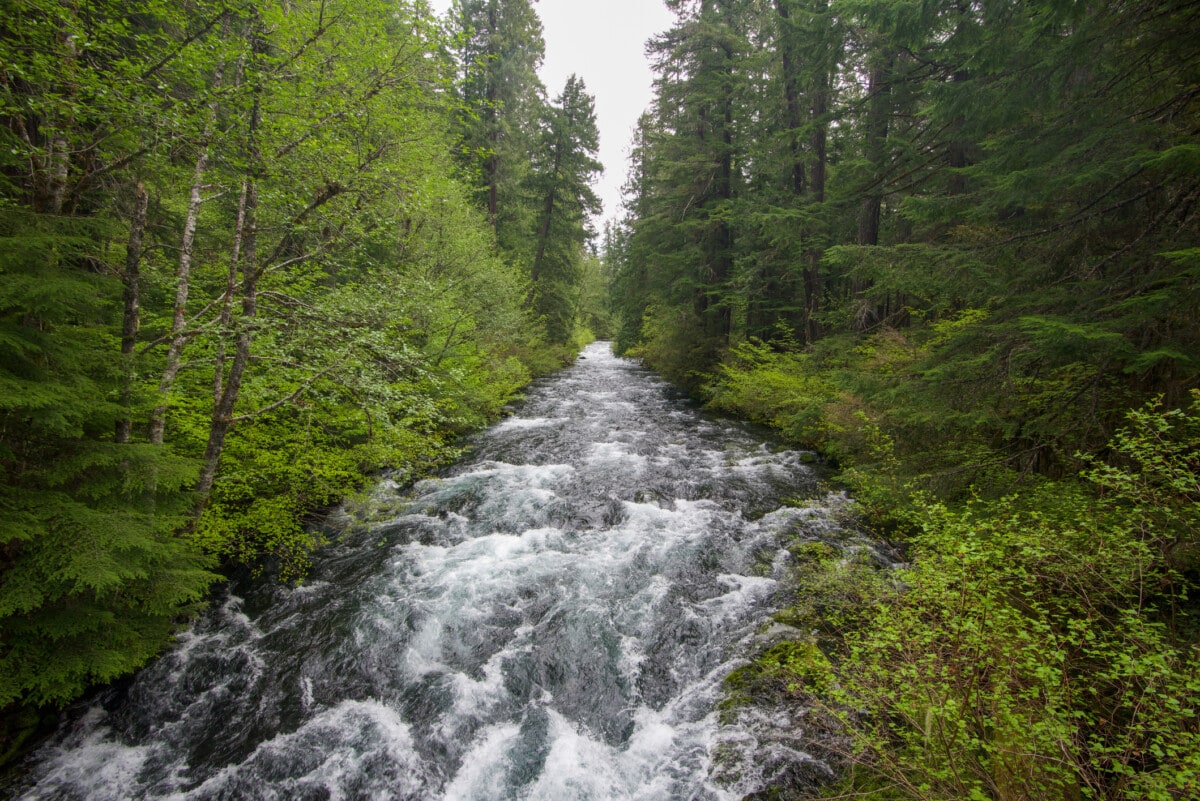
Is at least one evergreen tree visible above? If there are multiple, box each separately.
[0,0,223,712]
[450,0,546,258]
[526,75,603,344]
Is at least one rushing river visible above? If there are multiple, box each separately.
[7,342,847,801]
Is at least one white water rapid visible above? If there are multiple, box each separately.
[7,343,847,800]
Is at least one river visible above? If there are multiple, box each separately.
[7,342,846,800]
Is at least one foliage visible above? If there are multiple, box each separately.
[613,0,1200,473]
[834,438,1200,801]
[706,339,840,449]
[719,385,1200,799]
[0,0,575,751]
[525,75,603,343]
[449,0,603,347]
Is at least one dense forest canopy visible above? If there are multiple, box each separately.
[0,0,604,756]
[613,0,1198,422]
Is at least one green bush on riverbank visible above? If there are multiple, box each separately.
[708,341,1200,800]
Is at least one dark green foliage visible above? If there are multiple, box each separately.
[616,0,1200,433]
[451,0,546,254]
[829,400,1200,800]
[449,1,601,347]
[0,209,217,707]
[526,75,603,344]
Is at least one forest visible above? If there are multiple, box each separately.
[0,0,605,762]
[608,0,1200,798]
[2,0,1198,798]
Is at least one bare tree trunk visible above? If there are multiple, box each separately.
[214,179,248,404]
[197,181,257,499]
[150,61,225,444]
[116,183,149,444]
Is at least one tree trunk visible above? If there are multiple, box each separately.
[532,132,564,289]
[196,181,257,499]
[150,60,226,444]
[485,0,500,234]
[116,183,149,444]
[803,55,829,343]
[214,179,248,404]
[197,29,263,503]
[773,0,806,197]
[857,55,892,248]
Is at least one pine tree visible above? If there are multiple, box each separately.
[526,75,603,344]
[450,0,546,257]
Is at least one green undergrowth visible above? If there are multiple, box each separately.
[710,338,1200,800]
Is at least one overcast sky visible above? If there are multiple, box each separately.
[428,0,675,227]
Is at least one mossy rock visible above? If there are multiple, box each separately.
[721,639,834,720]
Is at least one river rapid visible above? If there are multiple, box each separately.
[7,342,848,801]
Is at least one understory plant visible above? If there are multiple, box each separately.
[824,392,1200,801]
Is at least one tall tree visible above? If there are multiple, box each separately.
[618,0,752,377]
[526,75,603,343]
[450,0,546,257]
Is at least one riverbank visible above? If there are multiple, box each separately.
[683,336,1200,800]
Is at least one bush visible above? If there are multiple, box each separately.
[705,340,842,450]
[827,395,1200,801]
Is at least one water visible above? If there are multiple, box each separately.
[7,343,847,801]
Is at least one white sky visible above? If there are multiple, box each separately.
[428,0,675,227]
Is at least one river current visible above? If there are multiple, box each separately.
[7,342,846,800]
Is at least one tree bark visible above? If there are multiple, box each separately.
[214,179,248,404]
[857,55,892,248]
[196,181,257,499]
[531,132,564,288]
[485,0,500,233]
[803,31,830,343]
[195,16,262,501]
[116,183,149,444]
[150,59,226,444]
[773,0,806,197]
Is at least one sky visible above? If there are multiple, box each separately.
[429,0,676,228]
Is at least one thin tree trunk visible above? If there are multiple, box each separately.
[214,179,248,404]
[485,0,500,234]
[802,0,835,344]
[197,181,257,499]
[116,183,149,444]
[712,76,735,343]
[532,137,564,289]
[46,133,71,215]
[197,25,262,502]
[804,68,829,344]
[150,59,225,445]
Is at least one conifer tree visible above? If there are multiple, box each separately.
[450,0,546,257]
[526,75,603,343]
